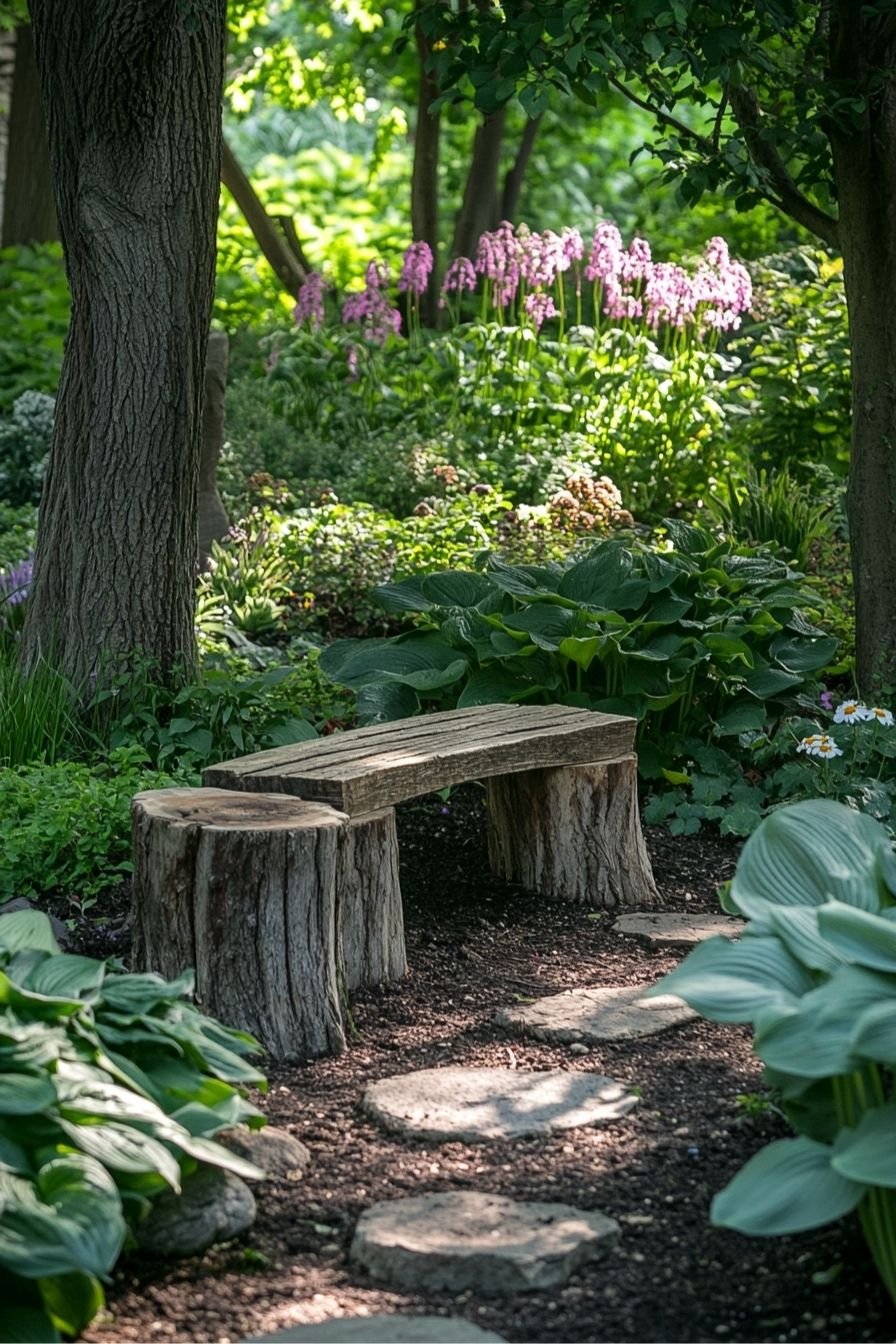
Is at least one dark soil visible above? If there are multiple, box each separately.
[76,786,896,1344]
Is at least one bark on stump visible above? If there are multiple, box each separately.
[485,755,658,910]
[338,809,406,992]
[131,788,349,1061]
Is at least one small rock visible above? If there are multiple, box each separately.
[136,1167,256,1258]
[218,1127,312,1181]
[568,1043,590,1056]
[350,1191,620,1294]
[613,913,742,949]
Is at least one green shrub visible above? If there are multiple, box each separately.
[318,522,837,766]
[0,749,190,902]
[655,800,896,1306]
[0,391,54,507]
[709,464,836,569]
[0,648,84,769]
[0,905,265,1342]
[0,244,68,410]
[0,502,37,571]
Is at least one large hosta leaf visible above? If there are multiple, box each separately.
[420,571,496,609]
[649,933,812,1023]
[832,1105,896,1187]
[755,965,892,1078]
[711,1136,864,1234]
[355,681,418,726]
[817,903,896,972]
[0,1157,125,1279]
[57,1120,182,1189]
[0,1074,56,1116]
[0,912,60,956]
[729,800,891,919]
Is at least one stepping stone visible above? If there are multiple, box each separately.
[248,1317,505,1342]
[495,984,697,1043]
[613,912,743,949]
[350,1191,620,1293]
[362,1067,636,1142]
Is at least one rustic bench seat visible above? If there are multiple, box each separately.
[132,704,657,1061]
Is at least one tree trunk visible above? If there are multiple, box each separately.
[451,108,507,260]
[1,24,57,246]
[21,0,227,688]
[337,809,406,992]
[500,116,541,222]
[0,29,15,228]
[221,136,306,296]
[411,7,441,327]
[198,330,230,566]
[827,8,896,693]
[131,789,348,1061]
[485,755,658,910]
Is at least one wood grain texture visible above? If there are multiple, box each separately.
[131,788,347,1060]
[204,704,636,816]
[337,810,406,992]
[485,756,658,910]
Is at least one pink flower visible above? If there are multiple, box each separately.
[341,285,401,346]
[346,345,360,381]
[292,271,328,330]
[399,241,434,297]
[441,255,477,299]
[584,221,623,283]
[364,259,390,290]
[475,220,522,309]
[524,291,558,332]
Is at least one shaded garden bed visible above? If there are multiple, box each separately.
[71,789,895,1344]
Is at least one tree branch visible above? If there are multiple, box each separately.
[727,83,840,248]
[220,136,306,295]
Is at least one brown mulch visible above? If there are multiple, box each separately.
[74,786,895,1344]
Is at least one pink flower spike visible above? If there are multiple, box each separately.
[399,241,434,296]
[292,271,328,330]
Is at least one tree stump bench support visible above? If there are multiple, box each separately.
[131,789,404,1061]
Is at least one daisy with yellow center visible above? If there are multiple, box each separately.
[796,734,823,754]
[815,736,844,759]
[833,700,870,724]
[868,706,895,727]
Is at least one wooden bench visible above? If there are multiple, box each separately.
[132,705,657,1060]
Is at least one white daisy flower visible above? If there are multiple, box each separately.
[796,734,823,755]
[815,736,844,759]
[833,700,871,724]
[868,706,895,727]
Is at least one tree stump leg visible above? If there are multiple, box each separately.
[131,788,348,1061]
[337,808,406,993]
[485,754,658,909]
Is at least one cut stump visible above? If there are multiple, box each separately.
[132,789,358,1060]
[338,809,406,992]
[485,754,658,909]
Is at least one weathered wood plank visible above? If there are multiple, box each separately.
[205,705,636,815]
[485,756,658,909]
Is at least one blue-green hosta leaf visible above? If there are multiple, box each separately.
[711,1136,864,1235]
[318,635,463,690]
[380,657,468,692]
[57,1120,182,1189]
[370,577,433,613]
[832,1105,896,1187]
[713,699,768,735]
[419,571,496,609]
[0,1073,56,1116]
[262,718,316,746]
[485,558,558,600]
[755,966,893,1078]
[729,800,891,919]
[354,681,419,726]
[166,1132,264,1181]
[456,667,528,707]
[770,632,839,675]
[850,1001,896,1066]
[0,1134,30,1174]
[55,1077,172,1125]
[756,907,846,974]
[0,911,60,956]
[0,1157,125,1278]
[816,903,896,972]
[98,969,196,1015]
[648,934,812,1023]
[23,955,106,1002]
[743,665,804,699]
[558,549,650,611]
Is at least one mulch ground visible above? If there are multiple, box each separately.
[68,786,896,1344]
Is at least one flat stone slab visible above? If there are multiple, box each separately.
[218,1126,311,1181]
[248,1317,505,1342]
[613,912,743,948]
[495,984,697,1043]
[362,1067,636,1142]
[350,1191,620,1293]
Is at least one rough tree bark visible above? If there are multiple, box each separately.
[828,6,896,691]
[1,24,56,246]
[197,329,230,565]
[485,756,658,910]
[337,808,406,992]
[20,0,227,687]
[451,108,506,260]
[410,4,441,327]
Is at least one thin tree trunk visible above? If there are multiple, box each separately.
[198,330,230,566]
[21,0,227,688]
[500,116,541,222]
[221,136,306,296]
[829,6,896,691]
[411,7,441,327]
[1,24,57,247]
[451,108,507,260]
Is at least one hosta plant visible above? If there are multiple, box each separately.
[319,522,837,770]
[0,908,266,1342]
[653,800,896,1304]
